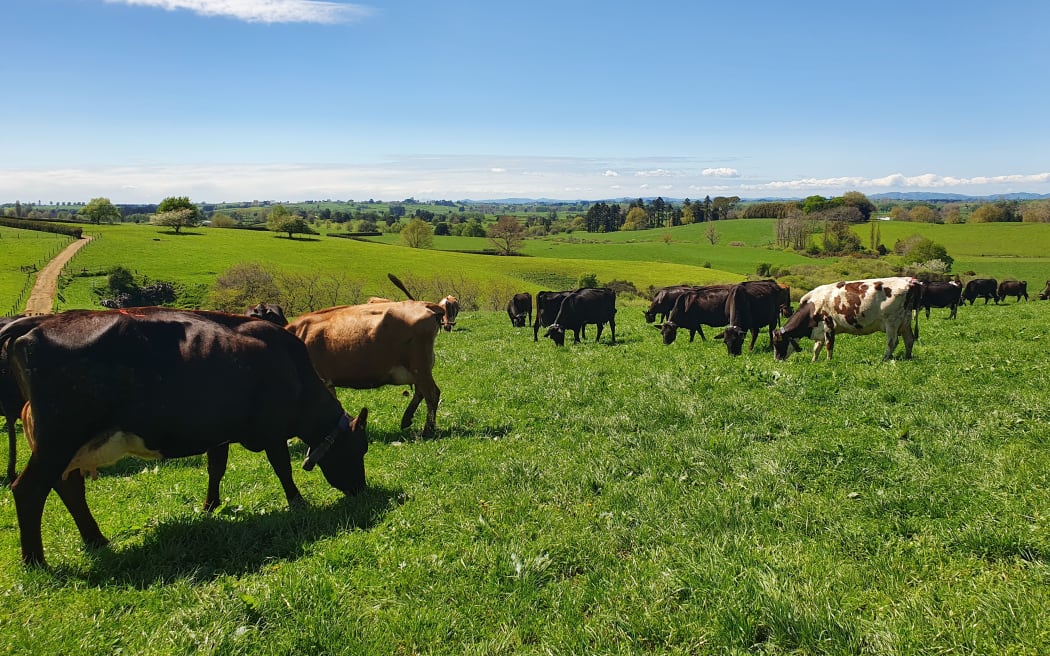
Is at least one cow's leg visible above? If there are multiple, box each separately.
[949,304,957,319]
[811,339,823,362]
[263,442,305,507]
[403,379,441,436]
[688,329,696,342]
[4,418,16,485]
[53,471,107,549]
[573,328,582,344]
[925,306,931,319]
[884,328,900,360]
[12,447,81,566]
[609,317,616,344]
[203,444,229,512]
[696,326,706,341]
[748,328,761,352]
[901,322,916,359]
[594,322,604,343]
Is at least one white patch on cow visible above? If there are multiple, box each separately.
[64,431,163,481]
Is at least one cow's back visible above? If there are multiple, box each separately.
[803,277,916,336]
[5,308,335,456]
[287,301,440,389]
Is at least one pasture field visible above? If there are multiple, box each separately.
[0,227,74,314]
[45,223,739,313]
[1,299,1049,654]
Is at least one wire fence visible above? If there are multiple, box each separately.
[5,233,101,317]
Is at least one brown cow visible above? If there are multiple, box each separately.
[285,300,443,435]
[997,280,1028,303]
[438,295,460,331]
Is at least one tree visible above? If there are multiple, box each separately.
[401,218,434,249]
[81,197,121,225]
[909,205,939,223]
[621,206,648,231]
[153,196,201,233]
[266,204,314,238]
[487,215,525,255]
[705,222,720,245]
[153,208,198,234]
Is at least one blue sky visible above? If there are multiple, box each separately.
[3,0,1049,203]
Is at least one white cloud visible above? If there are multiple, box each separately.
[490,168,506,173]
[748,172,1050,192]
[106,0,373,24]
[702,167,740,178]
[2,160,1048,203]
[602,170,619,177]
[635,169,674,178]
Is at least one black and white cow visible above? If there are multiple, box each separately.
[772,277,921,361]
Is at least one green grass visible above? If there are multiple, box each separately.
[0,227,74,314]
[49,224,740,312]
[2,300,1050,653]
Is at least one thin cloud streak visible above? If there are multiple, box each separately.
[2,162,1048,203]
[106,0,373,24]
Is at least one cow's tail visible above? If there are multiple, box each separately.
[907,279,922,340]
[387,273,416,301]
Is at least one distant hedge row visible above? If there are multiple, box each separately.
[0,218,83,238]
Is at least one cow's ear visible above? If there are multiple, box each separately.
[352,407,368,431]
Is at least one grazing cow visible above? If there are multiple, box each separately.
[533,290,582,341]
[543,288,617,346]
[772,277,921,362]
[721,280,794,356]
[656,285,732,345]
[962,278,998,305]
[997,280,1028,303]
[0,315,26,484]
[285,300,443,435]
[507,292,532,328]
[1039,280,1050,301]
[437,295,460,331]
[246,302,288,326]
[0,308,369,566]
[644,285,697,323]
[918,280,963,319]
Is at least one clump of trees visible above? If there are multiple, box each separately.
[95,265,178,308]
[210,262,364,316]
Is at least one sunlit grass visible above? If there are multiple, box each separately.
[1,300,1049,653]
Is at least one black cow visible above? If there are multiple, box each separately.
[962,278,998,305]
[507,292,532,328]
[997,280,1028,303]
[919,280,963,319]
[543,288,617,346]
[246,302,289,326]
[656,285,732,345]
[721,280,793,356]
[0,308,369,566]
[534,290,584,341]
[1039,280,1050,301]
[644,285,698,323]
[0,315,26,484]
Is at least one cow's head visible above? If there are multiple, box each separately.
[779,303,794,318]
[644,308,658,323]
[771,329,802,361]
[304,407,369,494]
[509,312,527,328]
[721,325,748,356]
[246,303,288,326]
[655,321,678,345]
[544,324,566,346]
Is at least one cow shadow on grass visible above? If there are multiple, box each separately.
[366,423,513,444]
[57,484,400,588]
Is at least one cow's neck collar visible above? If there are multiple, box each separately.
[303,413,349,471]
